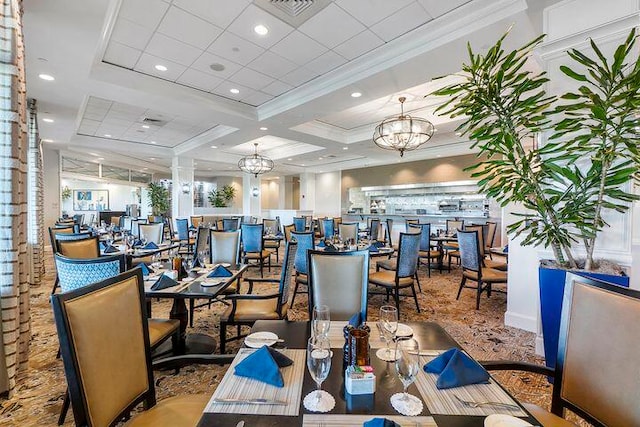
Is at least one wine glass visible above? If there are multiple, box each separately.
[312,305,330,339]
[305,336,332,410]
[391,338,422,414]
[197,250,207,268]
[126,234,135,252]
[140,236,148,248]
[377,305,399,361]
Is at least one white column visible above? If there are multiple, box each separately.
[277,175,286,209]
[299,172,315,212]
[242,174,261,217]
[171,156,194,220]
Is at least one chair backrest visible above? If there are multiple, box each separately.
[308,249,369,321]
[457,229,481,273]
[190,215,204,228]
[385,218,394,246]
[405,219,419,230]
[139,223,164,244]
[465,225,486,257]
[291,231,314,275]
[73,214,84,225]
[283,224,295,243]
[339,223,358,243]
[321,218,335,239]
[368,218,381,241]
[131,218,148,237]
[447,219,464,233]
[51,268,155,426]
[553,274,640,426]
[49,226,77,253]
[176,218,189,240]
[165,217,174,238]
[147,215,162,224]
[54,253,126,293]
[222,217,240,231]
[87,213,95,226]
[409,223,431,252]
[303,215,313,230]
[122,217,133,233]
[396,232,421,278]
[293,216,306,232]
[263,218,278,234]
[110,216,121,226]
[210,230,241,265]
[333,217,342,226]
[485,222,497,248]
[241,223,264,253]
[194,227,210,260]
[58,235,101,259]
[276,241,297,315]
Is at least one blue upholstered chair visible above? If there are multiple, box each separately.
[289,231,314,309]
[175,218,195,255]
[321,218,335,239]
[222,217,240,231]
[368,218,381,241]
[55,254,126,293]
[410,223,442,278]
[293,216,306,232]
[240,223,271,277]
[263,218,281,263]
[369,232,422,316]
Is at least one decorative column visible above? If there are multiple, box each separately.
[27,98,44,286]
[242,173,261,217]
[299,172,316,213]
[171,156,194,220]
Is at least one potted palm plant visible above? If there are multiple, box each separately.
[208,184,236,208]
[147,181,170,217]
[432,29,639,369]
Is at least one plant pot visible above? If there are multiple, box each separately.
[538,264,629,374]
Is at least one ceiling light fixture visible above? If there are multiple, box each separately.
[260,127,268,131]
[254,24,269,35]
[238,142,274,177]
[210,145,218,149]
[43,118,54,123]
[155,64,168,71]
[230,88,240,94]
[142,125,150,129]
[351,92,362,98]
[373,96,434,157]
[38,74,55,81]
[42,139,53,143]
[150,141,157,144]
[104,134,111,138]
[343,146,348,150]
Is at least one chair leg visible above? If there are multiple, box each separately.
[414,272,422,293]
[260,258,264,278]
[456,277,467,300]
[394,289,401,317]
[448,255,452,272]
[411,283,421,313]
[487,283,492,298]
[220,322,227,354]
[427,257,431,278]
[51,277,59,295]
[290,281,300,308]
[476,281,483,310]
[58,389,70,425]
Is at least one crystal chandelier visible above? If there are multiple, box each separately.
[373,97,435,157]
[238,143,274,177]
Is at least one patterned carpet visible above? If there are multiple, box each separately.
[0,248,565,426]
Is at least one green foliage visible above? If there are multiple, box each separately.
[431,29,640,270]
[61,186,72,201]
[147,182,170,216]
[208,184,236,207]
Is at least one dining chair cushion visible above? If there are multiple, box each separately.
[448,250,460,258]
[58,237,100,259]
[485,258,508,271]
[520,403,575,427]
[125,394,211,427]
[295,272,308,285]
[264,240,280,248]
[220,298,286,322]
[419,249,441,258]
[369,270,414,288]
[444,241,459,249]
[462,268,507,283]
[376,259,397,271]
[244,249,271,259]
[147,319,179,348]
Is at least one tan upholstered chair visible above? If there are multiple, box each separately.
[57,235,100,259]
[283,224,295,243]
[110,215,121,226]
[190,215,203,228]
[51,268,232,427]
[263,218,281,262]
[139,223,164,245]
[466,225,506,271]
[307,249,369,321]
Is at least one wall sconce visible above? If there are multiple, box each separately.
[181,182,191,194]
[251,186,260,197]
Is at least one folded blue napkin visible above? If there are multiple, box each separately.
[363,418,400,427]
[192,256,205,269]
[503,244,509,253]
[349,312,362,328]
[373,241,385,248]
[234,345,293,387]
[99,242,106,250]
[133,239,142,247]
[317,240,326,248]
[276,232,283,237]
[424,348,489,389]
[368,245,379,253]
[139,263,153,276]
[103,245,119,253]
[208,265,232,278]
[112,226,120,232]
[150,274,178,291]
[189,226,197,231]
[141,242,159,250]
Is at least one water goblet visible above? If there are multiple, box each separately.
[312,305,330,339]
[305,336,333,411]
[391,338,422,414]
[377,305,399,361]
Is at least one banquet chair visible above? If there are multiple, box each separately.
[219,241,296,353]
[339,223,358,243]
[405,218,420,229]
[130,218,148,237]
[304,215,313,231]
[308,249,369,321]
[222,217,240,231]
[109,215,121,227]
[289,231,314,309]
[369,232,421,316]
[139,223,164,245]
[321,218,335,240]
[49,228,89,294]
[188,227,214,327]
[175,218,195,255]
[240,223,271,277]
[283,223,295,242]
[208,229,242,300]
[57,235,100,259]
[443,219,464,251]
[484,221,498,256]
[381,224,419,271]
[293,216,306,232]
[412,223,441,278]
[51,268,233,427]
[465,224,506,271]
[456,229,507,309]
[190,215,204,228]
[72,214,84,226]
[122,216,133,233]
[481,273,640,426]
[263,218,281,263]
[368,218,381,241]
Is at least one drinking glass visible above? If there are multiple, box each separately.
[306,336,332,410]
[377,305,398,361]
[197,250,207,268]
[140,236,148,248]
[391,338,422,413]
[312,305,330,339]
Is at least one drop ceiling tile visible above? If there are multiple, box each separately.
[145,33,203,66]
[176,68,223,92]
[333,29,384,60]
[83,108,108,121]
[157,5,222,50]
[280,66,321,87]
[240,91,273,106]
[262,80,293,97]
[103,117,136,127]
[172,0,250,29]
[371,2,432,42]
[227,67,274,91]
[211,81,255,100]
[226,4,294,49]
[108,102,147,116]
[248,51,297,79]
[134,53,187,80]
[110,18,154,51]
[298,3,365,49]
[334,0,414,26]
[304,51,347,75]
[207,32,265,66]
[270,30,328,66]
[103,41,142,68]
[190,51,242,79]
[118,0,169,30]
[416,0,470,18]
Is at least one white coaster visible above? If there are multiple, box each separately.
[390,392,423,416]
[303,390,335,413]
[376,347,399,362]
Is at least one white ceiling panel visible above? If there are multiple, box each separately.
[305,50,347,75]
[110,18,154,51]
[417,0,471,18]
[118,0,169,30]
[145,33,202,67]
[333,29,384,61]
[157,5,222,50]
[103,41,141,68]
[226,4,294,49]
[248,50,297,79]
[207,32,265,66]
[370,2,433,42]
[176,68,223,92]
[334,0,414,27]
[228,67,274,91]
[280,66,321,87]
[227,135,324,160]
[241,91,274,106]
[298,3,366,49]
[134,53,187,80]
[212,81,255,100]
[261,80,294,97]
[270,30,328,66]
[172,0,251,29]
[190,51,243,80]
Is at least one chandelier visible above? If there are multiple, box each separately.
[238,143,274,177]
[373,97,435,157]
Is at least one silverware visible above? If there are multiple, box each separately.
[245,337,285,343]
[213,398,288,405]
[454,394,520,409]
[235,421,245,427]
[408,350,442,356]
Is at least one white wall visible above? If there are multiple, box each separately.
[60,178,144,221]
[261,179,281,209]
[42,147,60,231]
[314,171,341,217]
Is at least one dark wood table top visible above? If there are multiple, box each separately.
[197,320,538,427]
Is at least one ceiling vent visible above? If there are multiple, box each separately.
[142,117,167,127]
[254,0,331,27]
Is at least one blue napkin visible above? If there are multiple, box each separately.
[133,239,142,247]
[368,245,379,253]
[317,240,326,248]
[208,265,232,278]
[139,263,153,276]
[192,256,205,269]
[99,242,106,251]
[141,242,159,250]
[113,226,121,232]
[234,345,292,387]
[349,312,362,328]
[276,232,283,237]
[150,274,178,291]
[103,245,119,253]
[189,225,197,231]
[373,241,385,248]
[363,418,400,427]
[503,244,509,253]
[424,348,489,389]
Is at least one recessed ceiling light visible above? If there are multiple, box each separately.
[343,147,348,150]
[301,164,305,166]
[42,138,53,143]
[230,88,240,94]
[254,24,269,36]
[150,157,156,161]
[43,118,54,123]
[351,92,362,98]
[210,63,226,72]
[38,74,55,81]
[318,157,323,160]
[210,145,217,149]
[287,158,292,161]
[455,132,462,136]
[89,152,98,156]
[150,141,157,144]
[97,157,104,160]
[155,64,168,71]
[260,127,268,131]
[142,125,150,129]
[104,134,111,138]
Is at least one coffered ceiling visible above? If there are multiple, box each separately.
[23,0,555,179]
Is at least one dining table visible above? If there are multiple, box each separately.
[197,320,540,427]
[430,235,458,271]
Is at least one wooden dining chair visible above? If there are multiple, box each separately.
[175,218,195,256]
[190,215,204,228]
[283,223,295,243]
[263,218,281,262]
[52,268,232,427]
[57,235,100,259]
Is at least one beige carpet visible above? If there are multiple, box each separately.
[0,249,571,426]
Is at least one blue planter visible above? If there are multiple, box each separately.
[539,265,629,372]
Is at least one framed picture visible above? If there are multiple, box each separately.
[73,190,109,211]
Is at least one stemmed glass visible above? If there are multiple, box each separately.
[377,305,398,361]
[305,336,332,411]
[140,236,148,248]
[312,305,330,339]
[197,250,208,269]
[391,338,422,414]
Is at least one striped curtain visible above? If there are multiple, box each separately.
[0,0,30,396]
[27,98,44,286]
